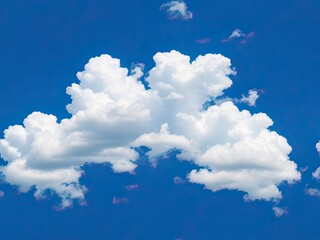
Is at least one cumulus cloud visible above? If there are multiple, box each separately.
[183,103,300,201]
[160,1,193,20]
[272,206,288,217]
[0,50,300,207]
[222,28,254,43]
[0,55,157,208]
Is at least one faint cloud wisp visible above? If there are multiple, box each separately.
[174,176,186,184]
[160,0,193,20]
[222,28,254,44]
[196,38,211,44]
[124,184,139,191]
[113,197,128,205]
[272,207,288,217]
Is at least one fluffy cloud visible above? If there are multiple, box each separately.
[0,55,158,208]
[0,50,300,207]
[177,102,299,201]
[160,1,193,20]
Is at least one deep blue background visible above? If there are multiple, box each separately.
[0,0,319,239]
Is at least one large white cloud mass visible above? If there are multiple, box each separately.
[0,50,300,207]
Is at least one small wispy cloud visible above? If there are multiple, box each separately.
[113,197,128,205]
[196,38,211,44]
[173,176,186,184]
[305,187,320,197]
[240,32,255,44]
[238,89,259,106]
[299,166,308,172]
[214,89,260,107]
[272,207,288,217]
[312,143,320,180]
[160,1,193,20]
[222,28,254,43]
[312,167,320,179]
[124,184,139,191]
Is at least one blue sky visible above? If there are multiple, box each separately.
[0,0,320,239]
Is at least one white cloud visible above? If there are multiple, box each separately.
[147,50,234,114]
[0,55,158,208]
[305,187,320,197]
[0,50,300,207]
[222,28,254,43]
[312,167,320,179]
[312,142,320,179]
[134,52,300,201]
[272,206,288,217]
[160,1,193,20]
[222,28,245,42]
[238,89,259,106]
[183,103,300,201]
[230,28,245,39]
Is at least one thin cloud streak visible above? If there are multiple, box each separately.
[113,197,128,205]
[124,184,139,191]
[196,38,211,44]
